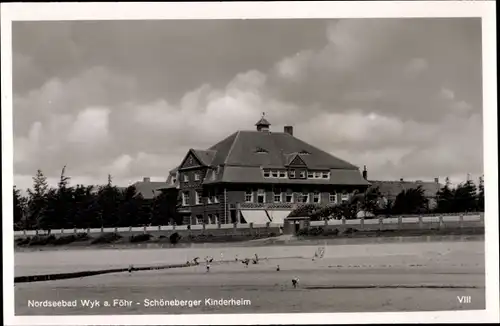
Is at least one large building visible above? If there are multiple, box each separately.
[163,115,370,225]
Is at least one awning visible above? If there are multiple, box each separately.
[266,210,292,224]
[240,210,271,225]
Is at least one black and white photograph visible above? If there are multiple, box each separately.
[2,1,498,325]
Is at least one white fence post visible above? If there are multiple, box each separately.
[459,214,464,228]
[418,215,423,229]
[439,215,444,229]
[398,216,402,230]
[360,216,364,229]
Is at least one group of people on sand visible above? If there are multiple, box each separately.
[178,246,326,288]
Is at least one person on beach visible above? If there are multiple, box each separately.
[292,277,299,288]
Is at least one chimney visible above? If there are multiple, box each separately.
[434,177,439,183]
[362,165,367,180]
[284,126,294,136]
[143,177,151,183]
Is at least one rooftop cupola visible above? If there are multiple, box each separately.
[255,112,271,132]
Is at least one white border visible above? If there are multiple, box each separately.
[1,1,498,325]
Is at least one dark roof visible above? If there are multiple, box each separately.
[255,117,271,126]
[192,149,217,166]
[368,180,442,198]
[131,181,170,199]
[208,130,358,169]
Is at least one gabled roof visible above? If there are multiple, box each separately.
[208,130,358,170]
[369,180,442,198]
[192,149,216,166]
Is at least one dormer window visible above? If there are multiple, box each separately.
[279,170,287,178]
[263,169,271,178]
[254,147,268,154]
[307,171,314,179]
[271,170,279,178]
[194,173,200,181]
[322,171,330,179]
[299,171,306,178]
[183,174,189,182]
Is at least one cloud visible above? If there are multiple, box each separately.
[12,19,484,192]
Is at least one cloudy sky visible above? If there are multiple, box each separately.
[12,18,484,191]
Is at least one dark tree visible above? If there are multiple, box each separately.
[151,189,183,225]
[96,174,123,227]
[13,186,27,230]
[477,175,484,212]
[392,186,428,214]
[436,177,455,213]
[27,169,49,230]
[118,186,143,227]
[453,180,478,213]
[359,186,382,216]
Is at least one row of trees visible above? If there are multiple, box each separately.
[290,176,485,220]
[14,168,485,229]
[13,168,180,231]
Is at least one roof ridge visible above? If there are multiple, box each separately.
[292,137,358,170]
[224,130,241,166]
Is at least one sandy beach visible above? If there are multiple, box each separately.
[14,237,485,314]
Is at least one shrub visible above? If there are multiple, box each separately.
[15,237,31,246]
[28,235,56,246]
[288,204,319,218]
[310,205,337,220]
[169,232,181,244]
[52,235,77,245]
[129,233,152,243]
[74,232,90,241]
[90,232,122,244]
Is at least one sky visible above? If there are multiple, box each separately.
[12,18,484,191]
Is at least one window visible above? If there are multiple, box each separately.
[271,170,279,178]
[195,215,203,225]
[279,170,287,178]
[274,190,282,203]
[172,177,177,185]
[213,193,219,203]
[207,191,212,204]
[214,213,220,224]
[299,171,306,178]
[195,190,202,205]
[322,171,330,179]
[314,172,322,179]
[297,192,309,203]
[285,190,294,203]
[289,170,296,178]
[182,191,190,206]
[211,170,216,181]
[313,192,320,203]
[263,169,270,178]
[183,174,189,182]
[194,173,200,181]
[257,189,266,203]
[207,214,212,225]
[341,192,349,203]
[329,192,337,204]
[307,171,314,179]
[245,190,253,203]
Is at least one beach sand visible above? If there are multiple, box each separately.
[14,239,485,314]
